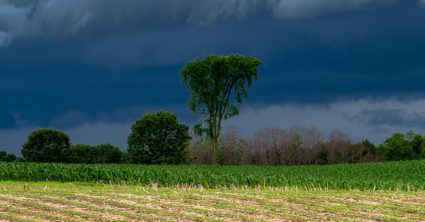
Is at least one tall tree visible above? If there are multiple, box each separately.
[181,54,262,163]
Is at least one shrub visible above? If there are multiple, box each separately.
[22,129,70,163]
[128,111,191,164]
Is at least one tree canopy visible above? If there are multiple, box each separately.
[21,129,70,162]
[127,111,191,164]
[181,54,262,163]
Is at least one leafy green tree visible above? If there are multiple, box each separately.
[93,144,124,164]
[66,144,94,163]
[379,131,424,161]
[314,142,329,164]
[0,151,19,162]
[128,111,191,164]
[67,144,124,164]
[181,54,262,163]
[406,131,424,156]
[361,139,377,156]
[22,129,70,162]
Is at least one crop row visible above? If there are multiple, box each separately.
[0,160,424,190]
[0,182,424,221]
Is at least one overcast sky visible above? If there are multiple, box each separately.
[1,0,425,154]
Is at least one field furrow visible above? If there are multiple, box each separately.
[1,182,424,222]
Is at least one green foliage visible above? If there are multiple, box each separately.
[67,144,124,164]
[379,131,424,161]
[67,144,93,164]
[361,139,377,155]
[315,142,329,164]
[0,151,19,162]
[21,129,70,163]
[92,144,124,164]
[0,160,424,191]
[128,111,191,164]
[181,54,262,163]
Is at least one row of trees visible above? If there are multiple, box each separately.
[4,111,190,164]
[0,151,21,162]
[190,128,425,165]
[19,128,126,163]
[2,121,424,165]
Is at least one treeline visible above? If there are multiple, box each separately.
[1,111,189,164]
[1,112,425,165]
[190,127,425,165]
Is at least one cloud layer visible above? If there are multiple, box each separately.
[225,98,425,144]
[0,0,419,47]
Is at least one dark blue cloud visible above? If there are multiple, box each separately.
[0,0,425,132]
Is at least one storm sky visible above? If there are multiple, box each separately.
[1,0,425,154]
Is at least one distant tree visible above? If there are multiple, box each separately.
[93,144,124,164]
[0,151,18,162]
[378,131,424,161]
[348,140,378,163]
[361,139,377,156]
[66,144,94,164]
[22,129,70,163]
[406,131,424,157]
[328,131,352,164]
[181,54,262,163]
[128,111,191,164]
[67,144,124,164]
[314,142,329,164]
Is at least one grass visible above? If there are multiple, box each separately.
[0,182,424,221]
[1,160,425,190]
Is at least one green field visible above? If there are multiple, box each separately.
[1,160,425,190]
[1,160,425,221]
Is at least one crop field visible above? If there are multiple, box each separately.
[1,160,425,190]
[0,160,424,221]
[0,182,424,221]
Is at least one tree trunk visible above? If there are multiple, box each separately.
[211,136,218,165]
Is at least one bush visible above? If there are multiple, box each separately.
[0,151,19,162]
[22,129,70,163]
[128,111,191,164]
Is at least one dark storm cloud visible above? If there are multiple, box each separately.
[1,0,425,154]
[355,109,425,129]
[0,0,419,46]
